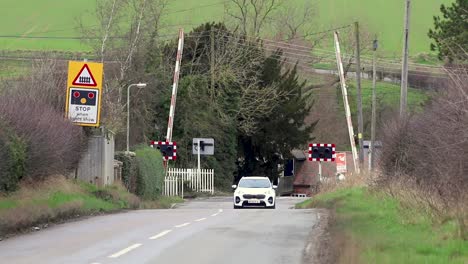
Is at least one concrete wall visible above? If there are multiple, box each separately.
[75,130,115,186]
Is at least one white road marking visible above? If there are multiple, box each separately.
[108,243,142,258]
[149,229,172,240]
[211,209,223,216]
[195,218,207,222]
[175,222,190,228]
[90,263,101,264]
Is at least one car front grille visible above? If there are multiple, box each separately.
[243,194,266,199]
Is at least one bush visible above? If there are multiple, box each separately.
[378,70,468,239]
[0,122,27,192]
[135,145,165,200]
[114,152,139,193]
[0,95,85,182]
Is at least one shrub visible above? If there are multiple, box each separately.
[114,152,139,193]
[0,122,27,192]
[135,145,165,200]
[378,70,468,239]
[0,95,85,182]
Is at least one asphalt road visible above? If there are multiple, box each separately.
[0,197,320,264]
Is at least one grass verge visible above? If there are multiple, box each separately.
[296,187,468,264]
[0,176,183,237]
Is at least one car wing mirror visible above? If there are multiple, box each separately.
[232,185,237,189]
[272,185,278,189]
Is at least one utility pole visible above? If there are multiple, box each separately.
[369,38,378,172]
[334,31,360,174]
[400,0,411,117]
[354,21,364,166]
[210,28,215,101]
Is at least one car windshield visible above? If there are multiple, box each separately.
[238,178,271,188]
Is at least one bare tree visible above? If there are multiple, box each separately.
[274,2,315,40]
[225,0,283,37]
[78,0,168,133]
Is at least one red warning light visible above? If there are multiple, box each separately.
[73,91,80,98]
[88,92,95,99]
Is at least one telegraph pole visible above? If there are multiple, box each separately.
[370,38,378,171]
[400,0,411,117]
[354,21,364,165]
[210,28,215,101]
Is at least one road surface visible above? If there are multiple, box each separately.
[0,197,320,264]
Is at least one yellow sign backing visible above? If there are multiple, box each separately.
[65,61,103,127]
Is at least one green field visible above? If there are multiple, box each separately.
[296,188,468,263]
[0,0,453,55]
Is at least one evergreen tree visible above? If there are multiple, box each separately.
[428,0,468,62]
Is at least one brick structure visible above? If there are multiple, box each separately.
[292,151,355,196]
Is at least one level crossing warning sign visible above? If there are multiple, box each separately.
[72,64,97,86]
[65,61,103,127]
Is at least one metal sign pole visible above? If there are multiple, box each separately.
[197,139,201,171]
[318,161,322,182]
[197,139,201,190]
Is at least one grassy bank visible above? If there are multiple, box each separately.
[296,187,468,264]
[0,176,182,237]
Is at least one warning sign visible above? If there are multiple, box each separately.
[65,61,103,127]
[336,152,347,174]
[72,64,97,87]
[67,88,99,124]
[67,61,103,89]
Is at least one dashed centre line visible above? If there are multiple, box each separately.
[108,243,142,258]
[211,209,223,217]
[149,229,172,240]
[175,222,191,228]
[195,217,207,222]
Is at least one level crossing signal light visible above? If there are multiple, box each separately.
[308,143,336,162]
[151,141,177,161]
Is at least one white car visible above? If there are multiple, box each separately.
[232,176,277,209]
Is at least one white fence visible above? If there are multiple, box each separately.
[163,168,214,196]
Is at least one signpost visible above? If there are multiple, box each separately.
[65,61,103,127]
[192,138,214,172]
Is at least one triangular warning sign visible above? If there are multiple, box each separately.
[72,64,97,87]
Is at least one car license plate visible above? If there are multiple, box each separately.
[248,199,260,204]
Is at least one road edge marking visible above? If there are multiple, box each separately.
[108,243,142,258]
[149,229,172,240]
